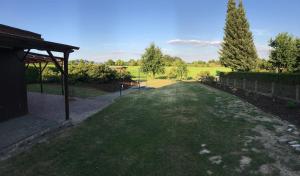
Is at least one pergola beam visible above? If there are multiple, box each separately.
[46,50,64,74]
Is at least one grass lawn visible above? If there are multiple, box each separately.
[27,84,107,98]
[126,66,231,80]
[1,81,297,175]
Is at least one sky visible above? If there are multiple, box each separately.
[1,0,300,62]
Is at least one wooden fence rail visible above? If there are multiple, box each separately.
[219,76,300,103]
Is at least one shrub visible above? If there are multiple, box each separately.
[196,71,216,83]
[69,60,92,83]
[196,71,211,81]
[87,64,117,83]
[26,60,132,85]
[43,66,61,83]
[25,66,39,83]
[167,67,177,79]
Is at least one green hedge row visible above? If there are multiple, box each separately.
[25,66,40,83]
[220,72,300,85]
[25,60,132,84]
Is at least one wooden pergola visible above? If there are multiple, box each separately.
[25,52,64,95]
[0,24,79,121]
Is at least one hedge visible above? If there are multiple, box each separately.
[25,66,39,83]
[25,60,132,84]
[220,72,300,85]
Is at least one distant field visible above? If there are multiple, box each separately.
[126,66,231,80]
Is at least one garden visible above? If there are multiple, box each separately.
[1,81,299,176]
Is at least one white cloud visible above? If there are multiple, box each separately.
[167,39,222,47]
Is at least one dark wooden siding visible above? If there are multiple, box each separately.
[0,49,28,121]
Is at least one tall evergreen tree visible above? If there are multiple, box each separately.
[220,0,258,71]
[220,0,239,70]
[236,0,258,71]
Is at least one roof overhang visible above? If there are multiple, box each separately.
[0,24,79,53]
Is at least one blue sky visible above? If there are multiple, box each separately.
[1,0,300,62]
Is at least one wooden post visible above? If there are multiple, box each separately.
[233,79,237,88]
[254,80,258,92]
[296,85,299,102]
[61,69,64,95]
[39,62,43,93]
[271,82,275,96]
[243,79,246,90]
[63,52,70,121]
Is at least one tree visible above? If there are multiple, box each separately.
[163,55,183,66]
[115,59,125,66]
[269,33,298,72]
[257,58,273,71]
[162,55,174,66]
[236,0,258,70]
[174,60,188,80]
[220,0,258,71]
[296,38,300,72]
[207,60,221,67]
[140,43,165,78]
[190,60,207,67]
[220,0,239,70]
[127,59,138,66]
[105,59,115,66]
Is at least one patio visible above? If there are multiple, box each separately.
[0,88,136,160]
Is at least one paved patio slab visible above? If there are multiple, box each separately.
[0,88,137,159]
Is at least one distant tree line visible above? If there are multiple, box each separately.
[188,60,221,67]
[105,55,220,68]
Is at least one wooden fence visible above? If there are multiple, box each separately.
[219,76,300,103]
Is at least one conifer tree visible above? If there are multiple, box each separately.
[220,0,239,70]
[220,0,258,71]
[236,0,258,71]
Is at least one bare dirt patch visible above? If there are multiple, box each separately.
[200,84,300,176]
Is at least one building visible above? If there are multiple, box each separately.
[0,24,79,121]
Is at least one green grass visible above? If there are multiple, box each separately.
[127,66,231,80]
[27,84,107,98]
[1,81,276,176]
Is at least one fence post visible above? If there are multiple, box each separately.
[233,79,237,88]
[254,80,258,93]
[271,82,275,96]
[296,85,299,102]
[243,79,246,90]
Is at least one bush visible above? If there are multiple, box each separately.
[87,64,117,83]
[167,67,177,79]
[26,60,131,85]
[196,71,210,81]
[196,71,216,83]
[25,66,39,83]
[43,66,61,83]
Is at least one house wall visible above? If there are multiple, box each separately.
[0,48,28,121]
